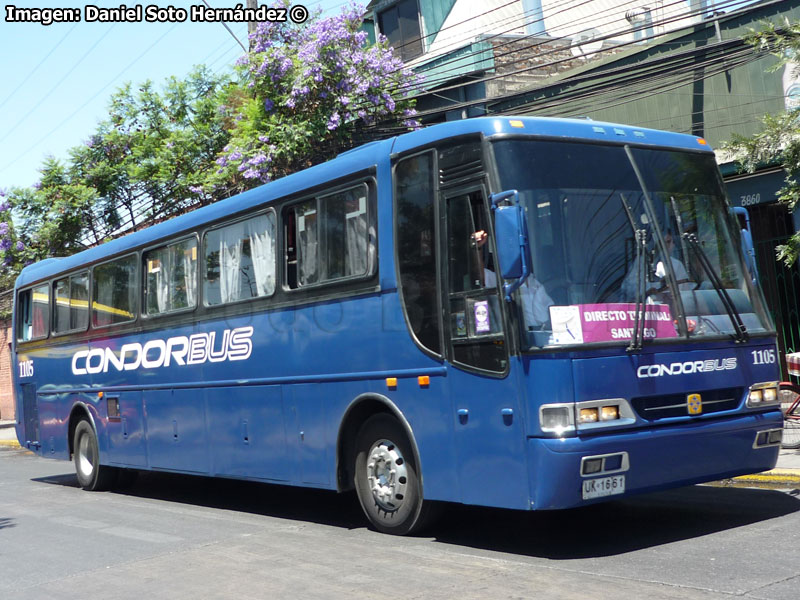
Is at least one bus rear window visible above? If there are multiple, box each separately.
[17,284,49,342]
[92,255,137,327]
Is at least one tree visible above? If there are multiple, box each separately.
[205,1,421,197]
[0,2,421,277]
[724,19,800,266]
[72,65,231,236]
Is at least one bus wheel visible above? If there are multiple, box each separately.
[73,420,117,491]
[354,414,434,535]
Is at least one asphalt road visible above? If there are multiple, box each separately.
[2,446,800,600]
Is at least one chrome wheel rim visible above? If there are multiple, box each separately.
[76,432,95,479]
[366,439,408,512]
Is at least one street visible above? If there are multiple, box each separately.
[1,446,800,600]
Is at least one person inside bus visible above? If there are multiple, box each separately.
[473,229,554,328]
[621,230,693,300]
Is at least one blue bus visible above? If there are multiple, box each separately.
[12,117,783,535]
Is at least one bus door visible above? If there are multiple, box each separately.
[442,186,530,509]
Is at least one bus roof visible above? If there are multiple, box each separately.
[14,116,713,289]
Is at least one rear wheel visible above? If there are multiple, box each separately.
[780,383,800,450]
[73,420,117,490]
[354,414,436,535]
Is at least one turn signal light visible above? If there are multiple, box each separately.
[600,405,620,421]
[579,408,599,423]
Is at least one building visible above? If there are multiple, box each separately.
[365,0,800,374]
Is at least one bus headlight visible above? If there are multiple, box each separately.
[579,408,599,424]
[747,382,780,408]
[601,405,620,421]
[540,404,575,435]
[540,400,635,436]
[575,399,635,431]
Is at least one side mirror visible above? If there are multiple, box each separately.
[732,206,758,285]
[491,190,532,301]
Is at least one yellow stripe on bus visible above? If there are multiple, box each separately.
[35,292,133,319]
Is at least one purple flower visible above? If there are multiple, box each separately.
[264,98,274,112]
[0,222,9,236]
[327,112,341,131]
[15,240,23,251]
[0,238,10,251]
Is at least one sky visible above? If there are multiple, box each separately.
[0,0,348,192]
[0,0,764,193]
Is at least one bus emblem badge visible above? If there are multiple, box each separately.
[687,393,702,415]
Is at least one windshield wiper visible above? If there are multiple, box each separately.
[620,197,646,352]
[682,233,748,343]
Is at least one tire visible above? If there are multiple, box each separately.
[73,420,118,491]
[780,383,800,450]
[353,414,437,535]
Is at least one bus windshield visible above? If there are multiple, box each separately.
[491,139,772,349]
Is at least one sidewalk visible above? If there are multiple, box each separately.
[0,419,19,447]
[2,418,800,487]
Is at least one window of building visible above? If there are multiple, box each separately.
[17,283,49,342]
[54,272,89,333]
[92,255,137,327]
[144,238,198,315]
[377,0,423,61]
[204,212,276,306]
[285,184,371,289]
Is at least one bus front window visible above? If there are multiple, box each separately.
[491,139,772,349]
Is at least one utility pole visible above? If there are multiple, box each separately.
[247,0,258,47]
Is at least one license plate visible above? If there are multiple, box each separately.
[582,475,625,500]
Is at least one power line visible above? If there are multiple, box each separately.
[0,23,182,177]
[0,22,80,112]
[0,24,117,146]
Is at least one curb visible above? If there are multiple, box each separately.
[0,439,20,448]
[717,469,800,487]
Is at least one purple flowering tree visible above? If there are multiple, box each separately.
[206,0,421,195]
[0,4,422,282]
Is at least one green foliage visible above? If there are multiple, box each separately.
[207,1,420,197]
[0,3,420,284]
[724,18,800,266]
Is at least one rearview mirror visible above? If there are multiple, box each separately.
[491,190,532,301]
[732,207,759,285]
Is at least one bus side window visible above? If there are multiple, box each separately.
[284,184,372,290]
[444,189,507,373]
[145,238,198,315]
[54,272,88,333]
[203,212,276,305]
[395,152,441,356]
[16,283,49,342]
[92,255,137,327]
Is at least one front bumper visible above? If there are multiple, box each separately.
[528,410,783,510]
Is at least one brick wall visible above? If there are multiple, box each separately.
[0,319,12,421]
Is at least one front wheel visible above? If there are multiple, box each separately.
[73,420,117,490]
[780,383,800,450]
[353,414,437,535]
